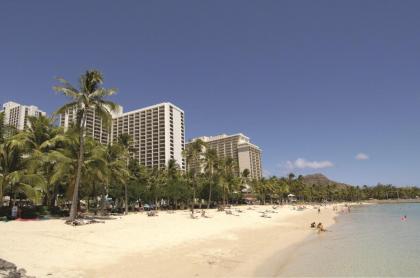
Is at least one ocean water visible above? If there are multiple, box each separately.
[278,203,420,277]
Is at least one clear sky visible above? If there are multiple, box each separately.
[1,1,419,186]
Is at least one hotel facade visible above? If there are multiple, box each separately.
[187,133,262,180]
[1,101,46,130]
[60,102,185,171]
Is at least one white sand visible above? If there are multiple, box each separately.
[0,204,349,277]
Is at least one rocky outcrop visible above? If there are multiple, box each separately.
[0,258,34,278]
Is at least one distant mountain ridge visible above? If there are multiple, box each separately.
[302,173,352,188]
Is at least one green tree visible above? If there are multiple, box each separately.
[53,70,118,221]
[47,128,108,214]
[115,133,134,214]
[15,115,63,208]
[183,139,205,214]
[0,138,45,207]
[203,148,218,208]
[104,143,129,213]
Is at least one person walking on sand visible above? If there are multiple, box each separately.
[318,207,321,214]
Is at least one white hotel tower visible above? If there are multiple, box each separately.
[2,101,46,130]
[60,102,185,171]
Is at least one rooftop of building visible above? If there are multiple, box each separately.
[2,101,45,113]
[113,102,184,118]
[188,133,262,151]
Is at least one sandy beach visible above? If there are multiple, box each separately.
[0,204,347,278]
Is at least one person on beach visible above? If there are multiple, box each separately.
[318,208,321,214]
[11,205,18,219]
[317,222,327,232]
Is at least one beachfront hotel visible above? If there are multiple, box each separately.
[1,101,46,130]
[187,133,263,180]
[60,102,186,170]
[59,105,123,145]
[111,103,185,170]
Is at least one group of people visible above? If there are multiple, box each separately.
[310,221,327,232]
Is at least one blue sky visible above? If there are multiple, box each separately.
[1,1,419,186]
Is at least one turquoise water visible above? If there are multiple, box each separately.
[278,204,420,277]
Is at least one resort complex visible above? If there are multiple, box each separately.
[60,102,186,170]
[187,133,263,179]
[2,2,420,277]
[1,101,46,131]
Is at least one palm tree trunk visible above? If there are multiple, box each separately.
[49,182,57,209]
[191,177,196,214]
[69,113,86,221]
[207,168,213,209]
[207,182,212,209]
[222,187,226,206]
[0,178,5,207]
[191,187,195,214]
[100,191,107,215]
[124,183,128,214]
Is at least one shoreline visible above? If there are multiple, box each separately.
[0,204,352,278]
[365,198,420,204]
[87,204,346,278]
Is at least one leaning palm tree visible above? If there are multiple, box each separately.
[53,70,118,221]
[49,129,108,211]
[182,139,205,214]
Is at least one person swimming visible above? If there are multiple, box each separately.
[317,222,327,232]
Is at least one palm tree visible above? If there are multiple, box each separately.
[252,177,268,205]
[53,70,118,221]
[116,133,135,214]
[49,129,108,211]
[219,157,236,206]
[0,112,5,144]
[15,115,63,208]
[0,139,45,207]
[203,148,218,209]
[183,139,205,214]
[103,143,129,214]
[0,112,16,143]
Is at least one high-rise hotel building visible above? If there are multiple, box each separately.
[59,106,122,145]
[2,101,46,130]
[111,103,185,170]
[187,133,262,180]
[60,102,185,170]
